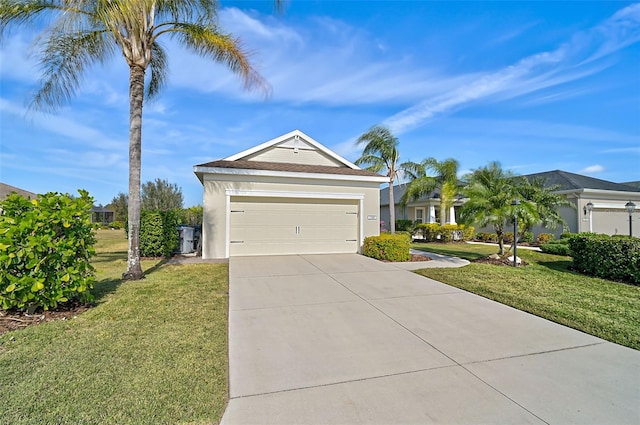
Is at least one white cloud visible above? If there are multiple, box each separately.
[580,164,605,174]
[382,3,640,134]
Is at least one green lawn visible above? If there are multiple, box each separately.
[413,242,640,350]
[0,229,229,424]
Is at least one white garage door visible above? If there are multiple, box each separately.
[229,196,359,256]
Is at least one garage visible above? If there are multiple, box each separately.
[229,197,359,256]
[194,130,387,259]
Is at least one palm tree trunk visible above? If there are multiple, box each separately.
[389,180,395,233]
[440,200,446,226]
[123,65,146,280]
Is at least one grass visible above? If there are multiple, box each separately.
[412,242,640,350]
[0,229,229,424]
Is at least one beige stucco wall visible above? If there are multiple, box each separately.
[202,173,381,259]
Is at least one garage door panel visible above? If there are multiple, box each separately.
[229,197,359,256]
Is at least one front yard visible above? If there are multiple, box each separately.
[413,242,640,350]
[0,229,229,424]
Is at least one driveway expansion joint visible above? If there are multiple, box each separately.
[460,341,609,366]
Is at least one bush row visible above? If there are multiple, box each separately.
[363,233,410,262]
[568,233,639,284]
[0,191,96,312]
[139,210,180,257]
[414,224,475,242]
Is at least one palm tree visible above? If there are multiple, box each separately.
[517,177,572,235]
[460,162,536,255]
[401,157,460,226]
[0,0,268,280]
[354,125,400,233]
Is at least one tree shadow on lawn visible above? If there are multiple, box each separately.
[535,259,573,273]
[91,259,168,305]
[412,245,487,261]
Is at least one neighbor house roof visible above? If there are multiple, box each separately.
[0,183,37,200]
[622,181,640,189]
[523,170,640,193]
[196,160,382,178]
[379,185,443,206]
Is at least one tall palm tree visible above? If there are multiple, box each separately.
[460,162,536,255]
[517,177,572,234]
[401,157,460,226]
[355,125,400,233]
[0,0,268,280]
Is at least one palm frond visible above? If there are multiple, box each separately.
[146,41,168,99]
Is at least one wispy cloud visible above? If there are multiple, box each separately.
[580,164,605,174]
[383,3,640,134]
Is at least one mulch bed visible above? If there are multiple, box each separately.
[473,255,528,267]
[0,303,90,336]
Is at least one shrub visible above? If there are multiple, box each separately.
[503,232,514,244]
[569,233,640,284]
[415,224,474,242]
[536,233,555,245]
[0,191,96,312]
[540,243,571,256]
[109,220,124,229]
[395,219,414,232]
[520,231,534,243]
[475,232,497,242]
[139,210,179,257]
[363,234,410,262]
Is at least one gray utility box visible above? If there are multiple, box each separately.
[178,226,195,254]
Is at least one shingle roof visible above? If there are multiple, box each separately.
[196,160,383,178]
[0,183,37,200]
[523,170,640,193]
[622,181,640,189]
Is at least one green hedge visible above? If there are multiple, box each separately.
[415,224,474,242]
[540,242,571,256]
[0,191,96,311]
[395,219,414,232]
[140,210,179,257]
[363,234,410,262]
[569,233,640,284]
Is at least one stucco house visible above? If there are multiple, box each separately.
[0,182,37,200]
[194,130,388,259]
[380,170,640,237]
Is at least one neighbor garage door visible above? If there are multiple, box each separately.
[229,196,359,256]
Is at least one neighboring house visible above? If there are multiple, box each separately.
[194,130,388,259]
[380,185,465,228]
[380,170,640,237]
[91,206,115,224]
[0,182,37,200]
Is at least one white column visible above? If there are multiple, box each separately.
[428,205,436,223]
[448,206,456,224]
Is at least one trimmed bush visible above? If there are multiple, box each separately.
[0,191,96,311]
[504,232,514,244]
[395,219,414,232]
[475,232,498,243]
[540,242,571,256]
[569,233,640,284]
[363,234,410,262]
[536,233,555,245]
[521,231,534,243]
[139,210,179,257]
[415,224,474,242]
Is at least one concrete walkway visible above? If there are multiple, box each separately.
[221,254,640,424]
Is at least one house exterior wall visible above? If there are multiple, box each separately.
[202,173,381,259]
[244,145,340,167]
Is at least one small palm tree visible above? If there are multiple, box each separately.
[401,157,460,226]
[460,162,536,255]
[0,0,268,280]
[354,125,400,233]
[517,177,572,234]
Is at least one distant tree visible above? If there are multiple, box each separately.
[141,179,183,211]
[180,205,203,226]
[107,192,128,222]
[401,158,461,226]
[355,125,401,233]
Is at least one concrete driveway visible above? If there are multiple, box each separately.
[221,254,640,424]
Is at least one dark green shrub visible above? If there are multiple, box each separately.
[569,233,640,284]
[521,231,534,243]
[395,219,414,232]
[363,234,410,262]
[109,220,124,229]
[139,210,179,257]
[536,233,555,245]
[0,191,96,311]
[540,243,571,256]
[560,232,574,240]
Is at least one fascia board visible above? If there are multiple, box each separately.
[222,129,361,170]
[193,166,390,184]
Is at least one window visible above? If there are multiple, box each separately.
[415,207,425,224]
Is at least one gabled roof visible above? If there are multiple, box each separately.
[523,170,640,193]
[223,129,360,169]
[196,160,381,177]
[380,184,442,206]
[622,181,640,189]
[0,182,37,200]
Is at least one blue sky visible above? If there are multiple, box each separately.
[1,1,639,207]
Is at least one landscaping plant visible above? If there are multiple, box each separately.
[0,191,96,311]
